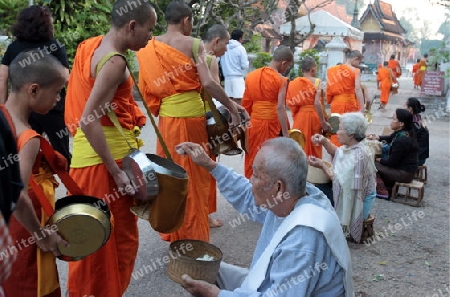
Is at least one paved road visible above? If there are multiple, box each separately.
[55,76,449,296]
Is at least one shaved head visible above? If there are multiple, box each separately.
[111,0,155,28]
[204,24,229,42]
[9,50,66,92]
[165,1,192,24]
[273,46,294,62]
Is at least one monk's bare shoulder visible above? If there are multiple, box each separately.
[156,34,196,58]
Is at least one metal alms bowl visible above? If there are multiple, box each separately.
[122,149,159,202]
[327,113,341,134]
[146,154,188,179]
[48,195,112,261]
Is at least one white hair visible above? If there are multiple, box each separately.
[260,137,307,197]
[340,112,368,141]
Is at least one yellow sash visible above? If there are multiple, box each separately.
[159,90,204,118]
[71,126,143,168]
[34,163,59,297]
[252,101,278,120]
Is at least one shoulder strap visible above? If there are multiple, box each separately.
[192,38,201,64]
[96,52,126,75]
[191,41,224,128]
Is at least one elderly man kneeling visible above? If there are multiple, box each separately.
[177,138,354,297]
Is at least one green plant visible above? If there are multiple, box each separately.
[252,52,272,69]
[0,0,27,36]
[243,33,262,53]
[298,48,320,77]
[40,0,114,67]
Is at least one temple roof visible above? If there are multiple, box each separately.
[256,24,282,40]
[359,0,406,35]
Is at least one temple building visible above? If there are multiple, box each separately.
[359,0,414,71]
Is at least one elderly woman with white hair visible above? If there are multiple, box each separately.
[309,112,377,243]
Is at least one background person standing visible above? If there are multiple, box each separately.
[0,5,71,166]
[220,29,249,105]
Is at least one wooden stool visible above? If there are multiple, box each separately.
[391,180,425,207]
[415,165,427,183]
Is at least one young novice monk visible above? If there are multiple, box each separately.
[2,50,69,297]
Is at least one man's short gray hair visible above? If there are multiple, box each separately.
[261,138,307,197]
[339,112,368,141]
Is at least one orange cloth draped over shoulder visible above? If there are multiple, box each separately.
[412,63,420,87]
[417,59,427,87]
[3,122,60,297]
[242,67,287,178]
[136,38,212,243]
[64,36,146,297]
[377,67,392,105]
[387,59,401,78]
[286,77,322,158]
[326,65,360,146]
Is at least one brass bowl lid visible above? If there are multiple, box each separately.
[49,203,111,260]
[288,129,306,149]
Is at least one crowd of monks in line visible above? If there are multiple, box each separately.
[1,0,433,296]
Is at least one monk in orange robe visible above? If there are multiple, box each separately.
[2,51,69,297]
[387,54,401,78]
[412,59,420,89]
[243,46,293,178]
[64,2,156,296]
[136,2,240,243]
[417,54,428,88]
[377,61,395,109]
[326,50,365,146]
[287,57,329,158]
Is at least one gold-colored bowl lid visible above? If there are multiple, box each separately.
[288,129,306,149]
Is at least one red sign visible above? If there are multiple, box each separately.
[421,71,444,96]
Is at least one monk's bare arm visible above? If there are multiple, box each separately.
[0,65,8,104]
[313,88,328,130]
[80,56,133,194]
[209,58,221,84]
[13,138,46,235]
[13,138,68,254]
[277,79,289,137]
[354,70,364,112]
[196,42,239,126]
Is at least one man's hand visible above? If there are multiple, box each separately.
[112,170,136,196]
[175,142,217,172]
[181,274,220,297]
[36,228,70,256]
[321,121,331,132]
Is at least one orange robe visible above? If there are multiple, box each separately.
[243,67,287,178]
[412,63,419,87]
[417,59,427,87]
[387,59,401,78]
[326,65,360,146]
[2,117,60,297]
[377,67,392,105]
[136,38,212,243]
[65,36,146,297]
[286,77,322,158]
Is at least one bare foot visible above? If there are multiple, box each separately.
[208,216,223,228]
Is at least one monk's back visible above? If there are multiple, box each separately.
[156,34,194,59]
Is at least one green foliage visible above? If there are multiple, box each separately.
[39,0,114,67]
[297,48,320,77]
[252,52,272,69]
[243,33,262,53]
[0,0,27,36]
